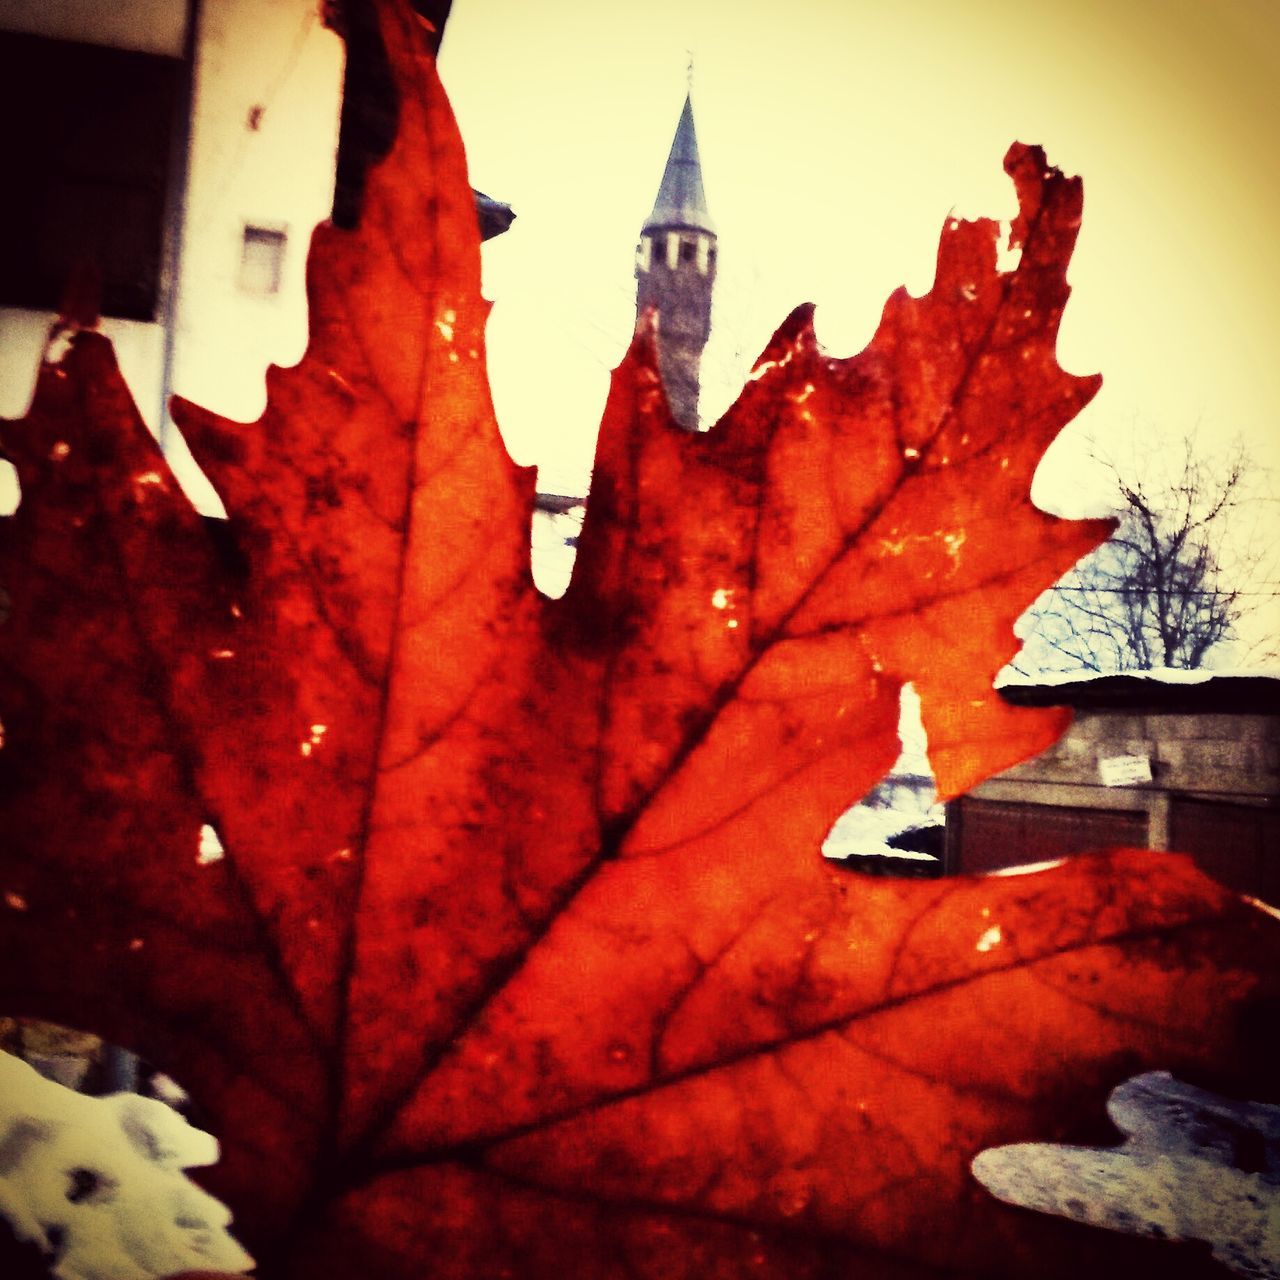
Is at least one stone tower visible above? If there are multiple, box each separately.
[635,92,716,430]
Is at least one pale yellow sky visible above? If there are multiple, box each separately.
[3,0,1273,652]
[441,0,1280,535]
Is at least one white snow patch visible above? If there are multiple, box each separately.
[986,859,1064,877]
[822,684,942,866]
[0,1051,253,1279]
[822,807,941,862]
[973,1072,1280,1280]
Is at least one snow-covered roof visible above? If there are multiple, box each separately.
[995,669,1280,712]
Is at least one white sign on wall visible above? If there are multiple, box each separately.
[1099,754,1153,787]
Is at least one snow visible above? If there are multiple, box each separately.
[0,1052,253,1280]
[973,1071,1280,1279]
[996,664,1279,689]
[821,806,940,862]
[822,684,943,869]
[985,859,1064,877]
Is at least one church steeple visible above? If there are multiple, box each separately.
[635,91,717,430]
[643,94,715,238]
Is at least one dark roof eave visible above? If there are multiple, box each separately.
[474,189,515,242]
[641,220,719,237]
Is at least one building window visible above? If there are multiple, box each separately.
[680,238,696,264]
[238,225,288,297]
[0,31,182,322]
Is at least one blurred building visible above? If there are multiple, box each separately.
[0,0,344,469]
[0,0,509,508]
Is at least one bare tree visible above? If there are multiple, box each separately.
[1016,439,1271,675]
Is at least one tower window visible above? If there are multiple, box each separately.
[680,239,696,264]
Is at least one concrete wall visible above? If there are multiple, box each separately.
[983,706,1280,803]
[957,699,1279,875]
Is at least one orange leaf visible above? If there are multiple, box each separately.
[1,4,1274,1277]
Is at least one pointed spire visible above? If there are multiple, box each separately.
[643,93,715,236]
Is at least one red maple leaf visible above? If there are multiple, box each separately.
[1,4,1275,1277]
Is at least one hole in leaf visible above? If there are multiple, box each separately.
[197,823,225,865]
[823,684,944,876]
[0,461,18,516]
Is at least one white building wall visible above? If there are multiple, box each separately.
[167,0,343,509]
[0,314,169,446]
[173,0,342,424]
[0,0,344,513]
